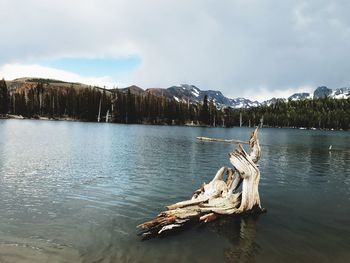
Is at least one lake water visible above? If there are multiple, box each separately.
[0,120,349,263]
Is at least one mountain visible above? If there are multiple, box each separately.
[288,92,311,101]
[313,86,332,99]
[145,84,348,109]
[262,98,286,106]
[332,87,350,99]
[288,86,350,101]
[229,97,261,108]
[263,86,349,106]
[120,85,145,96]
[147,84,260,109]
[6,77,104,93]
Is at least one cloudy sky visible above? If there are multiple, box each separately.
[1,0,350,101]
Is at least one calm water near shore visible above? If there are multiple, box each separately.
[0,119,349,262]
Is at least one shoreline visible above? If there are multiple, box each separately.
[2,114,81,122]
[0,114,347,131]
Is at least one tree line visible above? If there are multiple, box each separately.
[0,79,112,121]
[1,79,349,130]
[0,79,234,126]
[233,97,350,130]
[113,89,234,126]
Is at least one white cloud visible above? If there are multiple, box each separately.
[1,0,350,98]
[0,63,116,88]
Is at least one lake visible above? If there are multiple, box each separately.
[0,119,349,263]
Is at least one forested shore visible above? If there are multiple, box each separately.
[0,79,234,127]
[232,98,350,130]
[0,79,349,130]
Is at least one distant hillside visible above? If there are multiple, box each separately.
[6,77,107,93]
[119,85,145,96]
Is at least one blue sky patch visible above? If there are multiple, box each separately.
[43,56,141,77]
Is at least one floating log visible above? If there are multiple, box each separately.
[138,128,265,238]
[196,137,249,145]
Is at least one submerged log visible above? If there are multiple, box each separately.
[137,128,265,238]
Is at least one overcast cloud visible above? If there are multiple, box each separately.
[1,0,350,101]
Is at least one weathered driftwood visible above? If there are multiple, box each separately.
[137,128,265,238]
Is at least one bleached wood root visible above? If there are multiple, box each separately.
[137,128,265,238]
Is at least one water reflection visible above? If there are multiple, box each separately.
[210,215,260,263]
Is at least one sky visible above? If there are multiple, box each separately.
[1,0,350,101]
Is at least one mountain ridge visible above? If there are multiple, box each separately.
[142,84,350,108]
[5,77,350,109]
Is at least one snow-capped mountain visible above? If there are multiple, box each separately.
[288,92,311,101]
[167,84,201,101]
[229,97,261,108]
[264,86,349,105]
[331,87,350,99]
[173,84,349,107]
[135,84,350,109]
[147,84,260,109]
[299,86,350,100]
[261,98,287,106]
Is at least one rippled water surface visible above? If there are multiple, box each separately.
[0,120,349,262]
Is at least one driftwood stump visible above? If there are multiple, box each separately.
[137,128,265,238]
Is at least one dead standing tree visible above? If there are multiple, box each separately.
[137,128,265,238]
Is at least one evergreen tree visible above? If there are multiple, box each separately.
[0,79,9,114]
[200,95,210,125]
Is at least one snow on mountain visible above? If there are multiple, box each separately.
[312,86,350,99]
[166,84,200,101]
[159,84,261,109]
[288,92,311,101]
[144,84,350,109]
[261,98,287,106]
[229,97,261,108]
[332,87,350,99]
